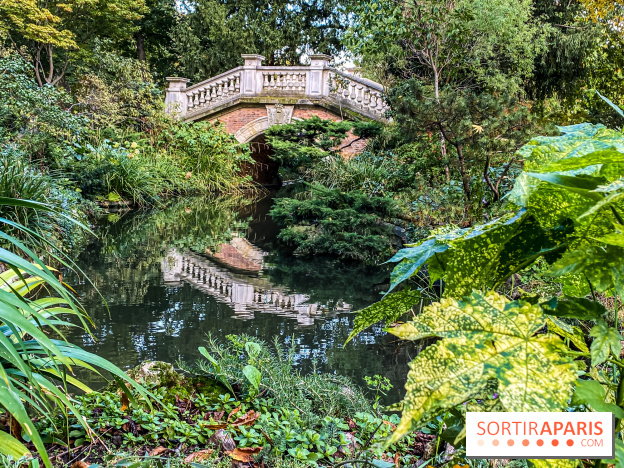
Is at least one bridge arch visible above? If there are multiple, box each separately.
[164,54,388,184]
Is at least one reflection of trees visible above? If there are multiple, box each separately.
[261,252,392,311]
[62,194,407,397]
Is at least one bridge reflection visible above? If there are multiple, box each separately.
[162,248,352,326]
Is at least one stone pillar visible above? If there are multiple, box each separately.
[241,54,265,96]
[307,54,331,97]
[165,77,190,117]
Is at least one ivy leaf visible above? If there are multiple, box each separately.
[543,296,607,321]
[345,288,421,344]
[589,321,622,367]
[571,379,624,418]
[387,292,576,445]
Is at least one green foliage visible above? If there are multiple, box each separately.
[0,54,87,159]
[388,80,535,207]
[158,120,253,193]
[385,122,624,298]
[270,185,400,263]
[38,336,419,466]
[59,140,172,206]
[305,153,400,197]
[387,291,577,444]
[172,0,347,81]
[265,117,352,179]
[0,197,154,466]
[349,115,624,468]
[0,145,90,252]
[74,39,165,132]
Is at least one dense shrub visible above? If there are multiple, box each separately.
[0,54,87,161]
[270,185,400,263]
[0,146,90,252]
[155,120,254,193]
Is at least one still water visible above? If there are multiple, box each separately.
[65,193,412,403]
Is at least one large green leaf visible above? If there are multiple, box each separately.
[345,288,421,344]
[387,292,576,445]
[589,321,622,367]
[0,430,29,459]
[543,296,607,321]
[571,379,624,418]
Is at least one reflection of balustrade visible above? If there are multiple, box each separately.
[162,249,350,326]
[165,54,388,121]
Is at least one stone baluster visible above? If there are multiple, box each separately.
[356,85,363,106]
[376,92,385,112]
[229,76,235,93]
[191,90,199,108]
[363,89,370,110]
[199,88,206,106]
[235,74,240,92]
[263,72,269,90]
[369,92,377,112]
[349,83,357,101]
[210,84,217,101]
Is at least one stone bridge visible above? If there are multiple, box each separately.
[164,54,389,184]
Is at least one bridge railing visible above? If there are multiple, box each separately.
[165,54,389,120]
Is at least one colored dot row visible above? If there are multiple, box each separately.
[477,439,575,447]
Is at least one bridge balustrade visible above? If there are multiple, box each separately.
[165,54,389,122]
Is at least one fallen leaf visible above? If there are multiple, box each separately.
[227,406,241,421]
[227,447,262,462]
[231,410,261,427]
[70,462,89,468]
[120,393,130,412]
[148,446,167,456]
[184,450,214,463]
[382,420,397,430]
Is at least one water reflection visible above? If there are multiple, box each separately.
[65,194,412,403]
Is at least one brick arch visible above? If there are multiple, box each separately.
[205,104,369,185]
[208,104,346,137]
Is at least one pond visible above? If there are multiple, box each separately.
[65,192,412,403]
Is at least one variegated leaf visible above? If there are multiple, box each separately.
[387,292,576,445]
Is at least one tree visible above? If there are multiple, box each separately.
[528,0,600,102]
[388,82,534,206]
[126,0,178,79]
[346,0,544,211]
[1,0,146,86]
[172,0,348,82]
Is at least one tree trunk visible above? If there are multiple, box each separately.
[456,144,471,201]
[433,68,450,182]
[135,31,146,62]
